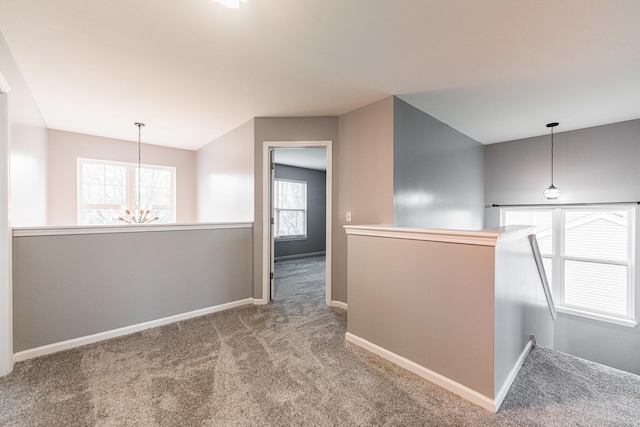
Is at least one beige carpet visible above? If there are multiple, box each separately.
[1,255,639,426]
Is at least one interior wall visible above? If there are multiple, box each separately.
[393,97,484,230]
[336,97,395,303]
[347,233,496,400]
[484,118,640,375]
[0,30,47,226]
[47,129,197,225]
[274,164,326,258]
[253,117,339,301]
[13,226,252,353]
[196,119,254,222]
[0,29,48,376]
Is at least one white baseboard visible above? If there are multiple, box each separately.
[252,298,269,305]
[331,300,348,310]
[13,298,254,363]
[274,251,326,261]
[494,340,533,410]
[345,332,496,413]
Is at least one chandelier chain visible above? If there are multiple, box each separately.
[135,122,145,206]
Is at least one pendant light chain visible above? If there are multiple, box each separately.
[118,123,158,224]
[551,126,554,185]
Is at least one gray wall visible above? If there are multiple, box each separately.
[274,164,326,258]
[253,117,339,301]
[393,97,485,230]
[485,119,640,375]
[336,97,395,303]
[13,226,253,352]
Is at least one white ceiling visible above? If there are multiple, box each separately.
[274,147,326,171]
[0,1,638,149]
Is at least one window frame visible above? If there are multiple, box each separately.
[273,178,308,240]
[77,158,176,225]
[501,205,636,327]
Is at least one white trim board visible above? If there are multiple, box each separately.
[331,301,348,310]
[494,340,533,411]
[345,332,497,413]
[13,298,254,363]
[13,222,253,237]
[274,251,326,261]
[343,224,534,247]
[262,140,332,306]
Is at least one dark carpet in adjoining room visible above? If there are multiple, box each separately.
[1,255,639,426]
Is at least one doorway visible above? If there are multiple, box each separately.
[261,141,332,306]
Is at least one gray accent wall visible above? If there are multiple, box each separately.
[274,164,326,258]
[393,97,485,230]
[485,119,640,375]
[12,227,253,352]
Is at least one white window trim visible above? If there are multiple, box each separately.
[501,205,636,327]
[274,178,308,239]
[77,158,177,224]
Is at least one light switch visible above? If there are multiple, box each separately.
[346,211,352,222]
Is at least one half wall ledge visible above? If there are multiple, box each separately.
[344,224,553,412]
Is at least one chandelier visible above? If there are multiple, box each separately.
[118,123,159,224]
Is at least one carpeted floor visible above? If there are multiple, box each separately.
[1,254,639,426]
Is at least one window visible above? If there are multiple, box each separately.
[78,158,175,224]
[502,206,636,326]
[274,179,307,239]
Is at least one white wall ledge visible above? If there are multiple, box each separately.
[344,224,533,247]
[13,222,253,237]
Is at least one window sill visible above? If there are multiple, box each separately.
[557,306,637,328]
[275,236,308,242]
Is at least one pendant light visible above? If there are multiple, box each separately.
[543,122,561,200]
[118,123,159,224]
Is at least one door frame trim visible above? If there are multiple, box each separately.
[261,140,332,305]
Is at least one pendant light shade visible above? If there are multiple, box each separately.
[543,184,561,200]
[544,122,561,200]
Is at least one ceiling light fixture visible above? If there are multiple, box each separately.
[118,123,159,224]
[543,122,561,200]
[213,0,247,8]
